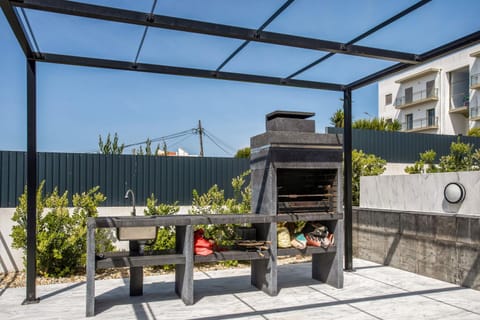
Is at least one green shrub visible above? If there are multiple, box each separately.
[11,182,113,277]
[405,149,438,174]
[438,140,478,172]
[353,118,401,131]
[352,150,386,206]
[143,194,179,271]
[190,171,251,267]
[467,127,480,137]
[406,139,480,174]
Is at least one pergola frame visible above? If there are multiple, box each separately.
[1,0,479,304]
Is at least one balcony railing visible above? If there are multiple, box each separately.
[402,116,438,132]
[470,103,480,120]
[471,73,480,89]
[449,91,470,115]
[395,88,438,109]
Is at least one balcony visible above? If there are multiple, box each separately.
[470,103,480,121]
[471,73,480,90]
[394,68,440,83]
[470,50,480,58]
[402,117,438,132]
[395,88,438,109]
[449,91,469,116]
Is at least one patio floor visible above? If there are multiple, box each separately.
[1,258,479,320]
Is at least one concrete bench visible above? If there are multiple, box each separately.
[86,213,343,317]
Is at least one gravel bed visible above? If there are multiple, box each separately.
[0,255,311,289]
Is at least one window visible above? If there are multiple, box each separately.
[405,87,413,104]
[385,93,392,105]
[427,109,435,126]
[406,113,413,130]
[426,80,435,98]
[449,67,469,109]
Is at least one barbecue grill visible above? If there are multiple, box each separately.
[250,110,343,216]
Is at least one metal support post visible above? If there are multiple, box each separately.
[343,89,354,271]
[24,59,39,304]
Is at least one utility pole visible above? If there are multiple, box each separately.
[198,120,204,157]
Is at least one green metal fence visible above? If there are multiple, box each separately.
[327,128,480,163]
[0,152,250,207]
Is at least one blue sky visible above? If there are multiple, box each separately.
[1,0,479,156]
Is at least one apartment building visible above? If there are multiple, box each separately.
[378,43,480,135]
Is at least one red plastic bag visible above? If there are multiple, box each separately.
[194,229,214,256]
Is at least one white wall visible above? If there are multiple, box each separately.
[378,43,480,135]
[360,171,480,215]
[383,163,409,175]
[0,205,192,273]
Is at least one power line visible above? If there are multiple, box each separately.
[95,124,236,156]
[124,128,196,148]
[203,131,232,155]
[203,128,236,153]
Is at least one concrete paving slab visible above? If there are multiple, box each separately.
[0,259,479,320]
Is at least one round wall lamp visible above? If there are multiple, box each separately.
[444,182,466,204]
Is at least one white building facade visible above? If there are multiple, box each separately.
[378,43,480,135]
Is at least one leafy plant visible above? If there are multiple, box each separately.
[438,140,476,172]
[235,147,251,158]
[352,149,387,206]
[98,132,125,154]
[404,150,438,174]
[143,194,179,270]
[190,171,251,267]
[468,127,480,137]
[11,182,113,277]
[352,117,401,131]
[330,108,344,128]
[329,109,401,131]
[405,139,480,174]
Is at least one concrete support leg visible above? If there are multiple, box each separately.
[312,220,344,288]
[129,240,143,296]
[86,218,96,317]
[251,222,277,295]
[175,225,193,304]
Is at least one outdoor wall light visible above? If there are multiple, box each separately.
[444,182,466,204]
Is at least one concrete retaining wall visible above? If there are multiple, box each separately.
[360,171,480,215]
[353,207,480,290]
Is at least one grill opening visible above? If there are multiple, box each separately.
[277,168,337,214]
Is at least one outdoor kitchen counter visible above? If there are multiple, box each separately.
[86,212,344,317]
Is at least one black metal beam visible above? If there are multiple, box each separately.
[12,0,420,64]
[287,0,431,79]
[419,30,480,61]
[347,30,480,90]
[216,0,295,71]
[34,53,345,91]
[343,88,353,272]
[0,0,34,58]
[24,59,39,304]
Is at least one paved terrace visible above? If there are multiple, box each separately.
[1,259,479,320]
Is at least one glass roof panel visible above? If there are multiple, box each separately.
[154,0,282,29]
[264,0,419,42]
[295,54,396,84]
[22,9,145,61]
[138,28,244,70]
[220,42,322,78]
[72,0,153,12]
[357,0,480,53]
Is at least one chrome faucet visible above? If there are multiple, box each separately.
[124,189,136,216]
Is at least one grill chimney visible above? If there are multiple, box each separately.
[265,110,315,133]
